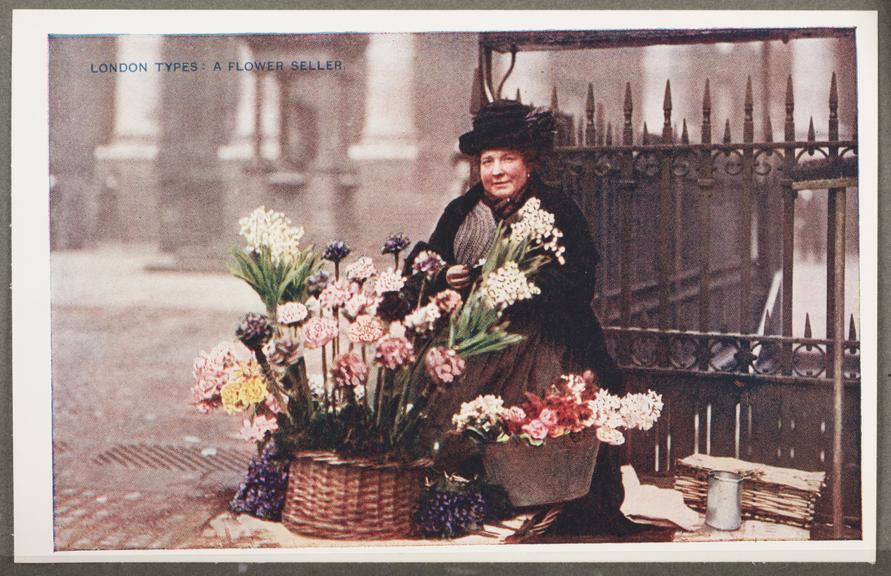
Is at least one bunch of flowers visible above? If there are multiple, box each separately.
[193,201,567,466]
[238,206,305,265]
[479,261,541,311]
[453,371,663,447]
[229,440,290,521]
[509,197,566,264]
[412,475,488,539]
[228,206,322,314]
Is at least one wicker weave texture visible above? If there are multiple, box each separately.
[282,452,426,539]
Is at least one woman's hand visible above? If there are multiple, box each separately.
[445,264,472,290]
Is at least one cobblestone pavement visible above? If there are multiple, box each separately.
[51,246,261,550]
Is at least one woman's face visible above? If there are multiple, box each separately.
[480,148,530,200]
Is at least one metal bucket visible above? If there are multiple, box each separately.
[705,470,745,530]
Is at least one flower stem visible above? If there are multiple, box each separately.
[321,344,329,411]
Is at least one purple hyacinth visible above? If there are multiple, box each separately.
[381,233,411,256]
[306,270,331,297]
[412,479,487,539]
[322,240,351,264]
[236,312,273,351]
[229,440,290,521]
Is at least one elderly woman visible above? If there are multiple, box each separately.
[407,99,640,537]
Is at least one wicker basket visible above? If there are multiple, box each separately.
[483,427,601,507]
[282,451,429,539]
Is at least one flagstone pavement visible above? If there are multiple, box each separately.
[47,244,860,550]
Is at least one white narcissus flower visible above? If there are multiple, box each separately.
[480,262,540,311]
[620,390,664,431]
[452,394,505,433]
[238,206,304,264]
[509,198,566,264]
[596,426,625,446]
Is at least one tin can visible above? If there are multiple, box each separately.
[705,470,745,530]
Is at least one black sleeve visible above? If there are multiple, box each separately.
[526,193,600,311]
[401,198,467,301]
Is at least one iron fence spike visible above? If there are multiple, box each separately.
[829,71,838,109]
[470,67,482,115]
[586,83,594,118]
[703,78,711,112]
[606,121,613,146]
[624,81,633,113]
[643,121,650,145]
[745,76,754,108]
[663,79,672,111]
[723,119,732,144]
[808,116,816,142]
[765,115,774,143]
[681,118,689,144]
[804,312,813,339]
[848,314,857,341]
[785,75,795,109]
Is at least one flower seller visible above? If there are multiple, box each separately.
[403,99,645,537]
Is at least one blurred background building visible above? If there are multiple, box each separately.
[48,31,858,332]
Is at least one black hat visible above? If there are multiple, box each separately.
[458,100,556,156]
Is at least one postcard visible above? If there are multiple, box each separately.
[11,9,878,563]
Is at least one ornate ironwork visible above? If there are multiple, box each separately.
[604,327,861,386]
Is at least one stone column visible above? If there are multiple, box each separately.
[156,36,239,267]
[49,37,116,249]
[349,33,418,161]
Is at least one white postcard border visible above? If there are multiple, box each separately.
[11,8,879,563]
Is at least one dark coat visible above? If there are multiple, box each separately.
[406,175,640,536]
[407,175,624,393]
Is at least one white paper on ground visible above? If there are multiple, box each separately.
[620,465,702,531]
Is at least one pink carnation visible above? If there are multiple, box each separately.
[302,316,338,349]
[343,292,380,320]
[277,301,308,325]
[347,314,384,344]
[424,346,466,386]
[239,413,279,443]
[522,419,549,440]
[318,280,353,310]
[330,352,369,389]
[345,256,377,284]
[191,341,253,413]
[432,289,463,315]
[374,335,415,370]
[374,268,406,295]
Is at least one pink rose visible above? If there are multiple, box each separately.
[522,419,549,441]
